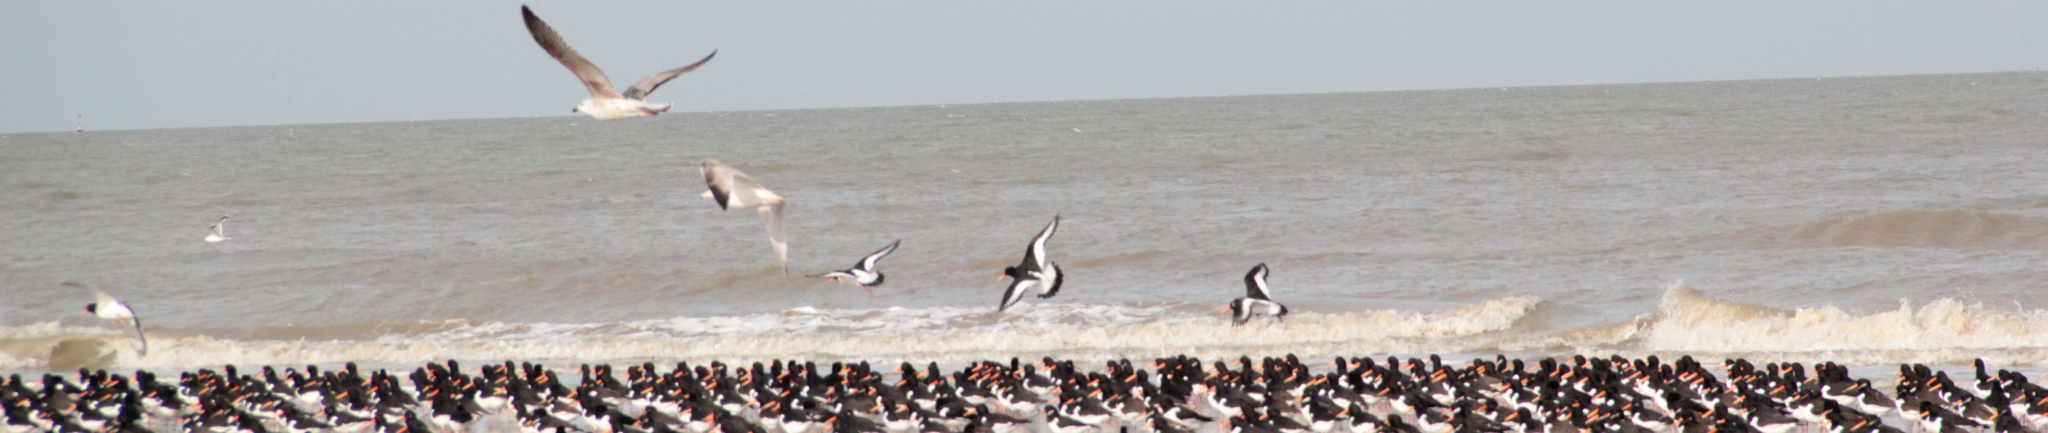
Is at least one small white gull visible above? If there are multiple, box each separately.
[204,215,230,242]
[700,159,788,275]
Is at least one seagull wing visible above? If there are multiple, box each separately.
[64,281,117,307]
[701,159,779,209]
[130,313,148,356]
[210,216,227,237]
[724,173,776,207]
[1244,263,1272,300]
[522,6,621,99]
[620,50,717,101]
[858,240,900,271]
[760,201,788,276]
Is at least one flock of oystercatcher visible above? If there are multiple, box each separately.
[30,9,2008,433]
[4,354,2037,433]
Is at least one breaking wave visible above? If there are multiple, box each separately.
[0,297,1542,371]
[1502,280,2048,365]
[1632,280,2048,363]
[12,282,2048,372]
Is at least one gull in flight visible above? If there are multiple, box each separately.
[204,215,230,242]
[810,240,900,295]
[997,215,1063,311]
[700,159,788,275]
[66,282,148,356]
[1222,263,1289,325]
[522,5,717,120]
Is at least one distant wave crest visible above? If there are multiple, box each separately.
[0,297,1539,371]
[1732,209,2048,249]
[11,286,2048,371]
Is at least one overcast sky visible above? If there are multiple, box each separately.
[3,1,2044,133]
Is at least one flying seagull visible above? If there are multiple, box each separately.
[997,215,1063,311]
[810,240,900,295]
[700,159,788,275]
[1222,263,1289,325]
[522,5,717,120]
[204,215,230,243]
[65,282,148,356]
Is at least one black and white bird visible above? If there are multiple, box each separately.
[1223,263,1289,325]
[203,215,230,243]
[700,159,789,275]
[66,282,148,356]
[810,240,900,295]
[997,215,1063,311]
[521,5,717,120]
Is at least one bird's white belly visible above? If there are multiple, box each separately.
[852,269,880,285]
[579,98,667,120]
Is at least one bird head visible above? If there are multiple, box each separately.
[1222,300,1249,326]
[82,303,98,315]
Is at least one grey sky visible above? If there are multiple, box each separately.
[3,1,2044,133]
